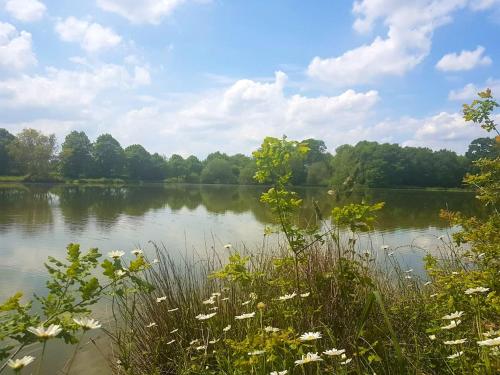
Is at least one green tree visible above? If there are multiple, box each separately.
[0,128,15,175]
[124,144,152,180]
[7,128,57,180]
[200,158,238,184]
[92,134,125,178]
[59,131,93,178]
[466,137,500,161]
[185,155,203,183]
[167,154,187,181]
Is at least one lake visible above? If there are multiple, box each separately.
[0,183,481,374]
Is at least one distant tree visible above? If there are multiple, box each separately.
[0,128,15,175]
[125,144,153,179]
[185,155,203,182]
[306,161,330,186]
[7,128,57,179]
[150,153,168,180]
[59,131,93,178]
[465,137,500,161]
[302,138,328,164]
[239,160,258,185]
[92,134,125,178]
[167,154,187,181]
[200,158,238,184]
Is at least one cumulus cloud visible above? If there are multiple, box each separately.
[307,0,498,86]
[449,79,500,101]
[0,22,37,70]
[436,46,492,71]
[5,0,46,22]
[96,0,187,24]
[55,17,122,52]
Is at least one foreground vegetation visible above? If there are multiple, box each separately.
[0,91,499,374]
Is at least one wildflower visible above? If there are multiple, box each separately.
[405,269,413,273]
[203,297,216,305]
[278,292,297,301]
[464,287,490,295]
[156,296,167,303]
[196,313,217,320]
[381,245,389,250]
[477,337,500,346]
[221,297,229,301]
[170,328,178,333]
[7,356,35,370]
[327,190,335,196]
[451,271,459,275]
[299,332,322,341]
[323,348,345,356]
[224,244,232,249]
[209,306,218,311]
[424,281,432,286]
[223,325,231,332]
[444,339,467,345]
[108,251,125,259]
[190,339,200,345]
[115,269,126,277]
[73,317,102,330]
[442,311,464,320]
[265,326,280,333]
[167,308,179,312]
[28,324,62,339]
[242,300,251,306]
[441,320,461,330]
[131,249,143,256]
[211,292,221,297]
[152,259,159,264]
[300,292,310,298]
[429,335,436,340]
[294,352,323,365]
[146,322,157,328]
[478,252,485,259]
[405,275,412,279]
[195,345,207,351]
[249,292,258,300]
[340,357,353,365]
[167,339,175,345]
[430,293,438,298]
[270,371,287,375]
[235,312,255,320]
[257,302,266,310]
[483,330,500,338]
[447,351,463,359]
[209,339,220,344]
[248,350,265,355]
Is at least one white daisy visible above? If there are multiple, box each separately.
[270,371,287,375]
[167,308,179,312]
[299,332,322,341]
[223,325,231,332]
[235,312,255,320]
[209,306,218,311]
[327,190,335,196]
[7,356,35,370]
[300,292,310,298]
[248,350,266,355]
[170,328,178,333]
[209,338,220,344]
[294,352,323,365]
[211,292,221,297]
[167,339,175,345]
[195,345,207,351]
[264,326,280,333]
[441,320,461,330]
[73,317,101,330]
[189,339,200,345]
[156,296,167,303]
[447,351,463,359]
[405,269,413,273]
[27,324,62,339]
[115,269,126,277]
[424,281,432,286]
[444,339,467,345]
[242,300,252,306]
[442,311,464,320]
[323,348,345,356]
[278,292,297,301]
[131,249,143,256]
[477,337,500,346]
[108,251,125,259]
[203,297,216,305]
[465,287,490,295]
[221,297,229,301]
[196,312,217,320]
[429,334,436,340]
[146,322,157,328]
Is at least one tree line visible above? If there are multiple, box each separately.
[0,128,498,187]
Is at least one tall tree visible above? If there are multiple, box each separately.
[59,131,93,178]
[125,144,153,179]
[0,128,15,175]
[7,128,57,179]
[92,134,125,178]
[465,137,500,161]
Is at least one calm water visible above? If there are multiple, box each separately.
[0,183,481,374]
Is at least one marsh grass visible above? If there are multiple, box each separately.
[108,232,486,375]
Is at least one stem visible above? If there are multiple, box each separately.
[35,341,47,375]
[64,331,86,374]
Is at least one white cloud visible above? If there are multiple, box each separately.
[0,63,149,109]
[5,0,46,22]
[133,66,152,85]
[307,0,494,86]
[96,0,186,24]
[0,22,36,70]
[436,46,492,71]
[449,79,500,101]
[55,17,122,52]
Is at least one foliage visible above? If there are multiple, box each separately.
[59,131,94,178]
[201,158,239,184]
[0,129,15,175]
[92,134,125,178]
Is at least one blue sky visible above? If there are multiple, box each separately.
[0,0,499,157]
